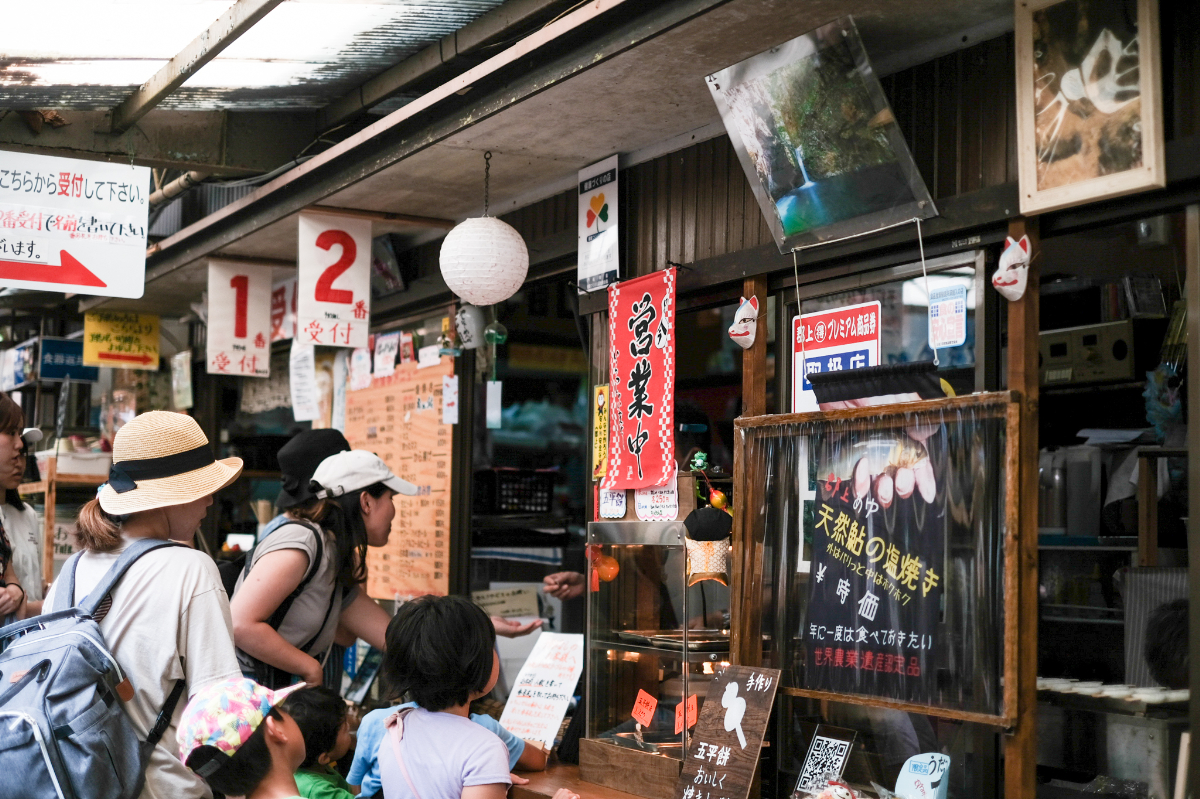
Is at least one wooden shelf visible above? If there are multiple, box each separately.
[20,473,106,494]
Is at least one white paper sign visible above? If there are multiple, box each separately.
[486,380,503,429]
[442,375,459,425]
[332,349,348,432]
[297,211,371,348]
[634,465,679,521]
[270,274,297,342]
[171,351,193,410]
[472,586,540,618]
[374,332,399,377]
[578,155,619,293]
[792,301,882,412]
[349,347,372,391]
[928,285,967,349]
[599,488,626,519]
[288,340,320,422]
[206,259,271,377]
[417,344,440,369]
[0,150,149,298]
[498,632,584,749]
[895,753,950,799]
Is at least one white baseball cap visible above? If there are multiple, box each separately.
[310,450,418,498]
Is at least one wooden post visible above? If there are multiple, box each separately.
[1185,205,1200,797]
[1004,217,1039,798]
[741,276,768,418]
[1136,453,1160,567]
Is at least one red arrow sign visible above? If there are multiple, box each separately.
[97,352,155,365]
[0,250,106,287]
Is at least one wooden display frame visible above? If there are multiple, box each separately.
[731,392,1021,727]
[1014,0,1165,214]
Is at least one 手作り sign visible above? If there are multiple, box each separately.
[673,665,780,799]
[83,312,159,370]
[0,151,149,297]
[792,301,882,412]
[297,211,371,348]
[603,268,675,490]
[207,260,271,377]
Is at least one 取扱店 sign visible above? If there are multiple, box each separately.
[672,665,780,799]
[602,268,675,490]
[0,151,149,298]
[83,312,159,370]
[792,301,881,412]
[297,211,371,348]
[207,260,271,377]
[578,155,619,293]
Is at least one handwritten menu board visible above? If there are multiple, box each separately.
[344,356,454,599]
[673,665,780,799]
[498,632,584,749]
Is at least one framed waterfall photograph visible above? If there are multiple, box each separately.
[1015,0,1165,214]
[705,16,936,253]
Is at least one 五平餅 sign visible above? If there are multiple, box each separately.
[602,268,675,490]
[0,151,149,298]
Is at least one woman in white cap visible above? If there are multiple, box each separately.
[42,410,245,799]
[231,449,417,689]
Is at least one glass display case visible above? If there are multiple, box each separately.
[584,520,732,761]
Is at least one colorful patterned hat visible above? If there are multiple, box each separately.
[177,678,306,777]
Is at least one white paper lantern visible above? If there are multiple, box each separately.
[439,217,529,306]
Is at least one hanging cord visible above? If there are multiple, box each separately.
[915,216,938,366]
[483,151,492,217]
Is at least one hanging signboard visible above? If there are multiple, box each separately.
[297,211,371,348]
[0,151,149,297]
[0,339,36,390]
[792,301,881,413]
[928,284,967,350]
[592,384,609,480]
[207,259,271,377]
[602,268,675,490]
[38,337,98,383]
[83,311,159,370]
[672,665,781,799]
[578,155,619,293]
[270,274,298,342]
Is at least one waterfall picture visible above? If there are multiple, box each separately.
[707,16,935,252]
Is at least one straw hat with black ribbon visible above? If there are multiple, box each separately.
[97,411,243,516]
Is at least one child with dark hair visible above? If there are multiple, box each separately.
[368,595,572,799]
[1145,598,1189,689]
[279,686,356,799]
[177,678,308,799]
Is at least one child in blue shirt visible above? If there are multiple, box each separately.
[348,699,547,796]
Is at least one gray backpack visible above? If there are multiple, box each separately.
[0,537,187,799]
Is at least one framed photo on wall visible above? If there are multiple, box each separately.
[1015,0,1165,214]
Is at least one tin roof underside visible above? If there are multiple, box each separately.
[0,0,506,110]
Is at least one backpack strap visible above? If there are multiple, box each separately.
[248,518,325,633]
[77,538,180,617]
[49,550,85,614]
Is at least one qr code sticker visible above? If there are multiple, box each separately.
[795,735,851,794]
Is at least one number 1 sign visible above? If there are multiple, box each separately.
[207,259,271,377]
[297,211,371,348]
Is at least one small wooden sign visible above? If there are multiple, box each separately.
[673,665,781,799]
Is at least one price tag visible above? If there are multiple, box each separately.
[207,259,271,377]
[635,463,678,521]
[297,211,371,348]
[632,689,658,727]
[675,694,699,734]
[599,488,626,519]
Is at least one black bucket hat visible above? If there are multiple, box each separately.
[276,429,351,509]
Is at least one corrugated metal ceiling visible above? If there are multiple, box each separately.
[0,0,507,110]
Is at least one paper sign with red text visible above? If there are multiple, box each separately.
[498,633,584,750]
[207,259,271,377]
[297,211,371,348]
[632,689,658,727]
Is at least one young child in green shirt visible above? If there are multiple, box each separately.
[280,686,356,799]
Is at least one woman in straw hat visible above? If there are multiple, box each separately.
[43,411,245,799]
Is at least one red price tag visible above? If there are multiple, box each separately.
[675,694,698,733]
[590,568,600,593]
[631,689,657,727]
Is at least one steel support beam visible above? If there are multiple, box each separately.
[80,0,733,312]
[316,0,569,133]
[110,0,287,134]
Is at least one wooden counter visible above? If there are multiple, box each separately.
[512,762,647,799]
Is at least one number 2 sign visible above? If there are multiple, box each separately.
[297,211,371,349]
[207,259,271,377]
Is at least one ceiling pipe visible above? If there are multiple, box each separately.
[149,170,209,207]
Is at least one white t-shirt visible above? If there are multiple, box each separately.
[44,536,242,799]
[1,501,42,601]
[377,708,512,799]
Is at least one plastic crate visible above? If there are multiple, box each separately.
[473,469,555,515]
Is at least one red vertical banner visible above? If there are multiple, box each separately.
[603,268,675,490]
